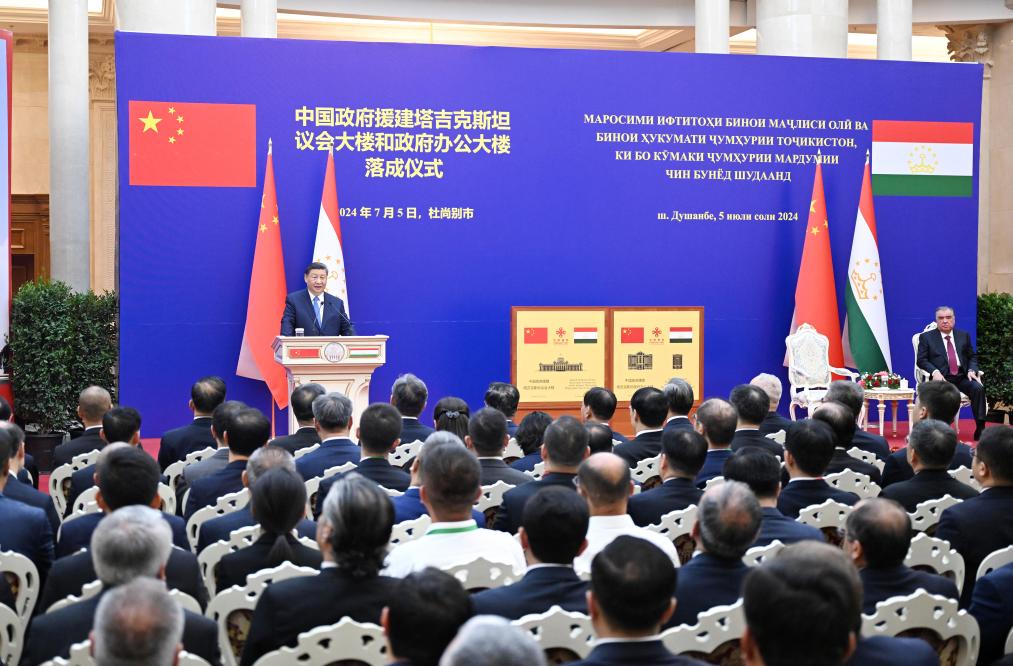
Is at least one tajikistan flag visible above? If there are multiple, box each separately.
[871,120,973,197]
[843,156,892,373]
[313,151,350,311]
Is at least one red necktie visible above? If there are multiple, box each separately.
[945,335,959,376]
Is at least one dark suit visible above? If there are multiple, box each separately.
[240,568,399,666]
[730,429,783,458]
[56,511,188,559]
[314,457,410,518]
[295,437,359,481]
[65,463,97,517]
[478,458,531,487]
[493,472,578,534]
[183,459,246,521]
[399,418,433,444]
[505,419,518,437]
[879,469,979,512]
[37,547,204,613]
[21,590,219,666]
[471,565,587,620]
[157,416,216,471]
[280,289,355,336]
[628,478,702,527]
[3,474,60,535]
[917,328,986,422]
[753,507,824,548]
[881,444,974,487]
[614,430,664,466]
[214,534,322,591]
[663,417,694,433]
[571,640,703,666]
[845,636,939,666]
[52,427,104,468]
[935,486,1013,606]
[826,448,882,485]
[390,487,486,527]
[510,451,542,472]
[776,479,860,519]
[196,505,316,553]
[851,429,891,461]
[0,495,53,584]
[695,449,732,488]
[759,411,793,437]
[268,426,320,456]
[610,427,630,444]
[668,553,749,628]
[969,562,1013,666]
[859,564,959,614]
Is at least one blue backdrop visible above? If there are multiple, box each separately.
[115,33,983,435]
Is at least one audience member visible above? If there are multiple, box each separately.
[385,437,524,576]
[485,382,521,435]
[269,383,325,454]
[751,373,792,437]
[495,416,589,533]
[573,452,679,573]
[382,568,471,666]
[969,561,1013,666]
[823,381,890,460]
[92,577,184,666]
[662,378,695,434]
[628,429,707,526]
[0,421,60,533]
[879,419,979,511]
[295,392,359,481]
[439,615,546,666]
[241,474,400,665]
[729,384,783,458]
[586,423,616,455]
[467,407,530,486]
[66,406,142,514]
[509,411,552,472]
[0,426,54,583]
[175,399,246,504]
[777,419,860,519]
[693,398,738,488]
[391,374,435,444]
[582,387,629,443]
[0,397,38,487]
[614,387,668,466]
[389,432,487,527]
[812,401,883,483]
[433,396,471,442]
[668,481,760,627]
[473,487,589,618]
[156,376,225,470]
[22,506,218,665]
[184,406,268,520]
[53,386,112,466]
[936,425,1013,605]
[722,447,822,548]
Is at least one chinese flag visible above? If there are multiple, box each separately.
[236,141,289,408]
[788,159,845,369]
[524,327,548,344]
[129,100,256,187]
[621,327,644,344]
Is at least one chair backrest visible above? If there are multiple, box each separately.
[169,588,203,616]
[948,467,982,492]
[845,447,885,473]
[512,605,595,662]
[976,545,1013,580]
[475,480,515,526]
[704,475,725,490]
[785,323,833,388]
[0,550,40,621]
[69,482,177,518]
[503,438,524,462]
[164,446,218,496]
[389,439,423,468]
[252,618,387,666]
[661,599,746,663]
[632,454,663,489]
[909,495,963,534]
[796,499,853,546]
[197,525,260,596]
[905,533,966,595]
[46,580,102,614]
[292,443,319,460]
[381,486,404,498]
[1006,625,1013,658]
[48,451,100,518]
[304,461,357,516]
[442,557,520,592]
[43,640,211,666]
[825,469,881,499]
[913,322,937,386]
[766,430,786,445]
[0,599,23,666]
[186,488,251,551]
[388,514,432,547]
[206,561,318,666]
[861,589,980,666]
[524,461,545,481]
[646,505,698,565]
[743,540,787,567]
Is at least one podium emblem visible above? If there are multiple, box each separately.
[322,342,346,363]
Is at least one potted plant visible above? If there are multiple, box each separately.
[978,292,1013,421]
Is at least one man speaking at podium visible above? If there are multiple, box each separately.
[281,262,356,336]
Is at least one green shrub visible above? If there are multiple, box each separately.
[977,292,1013,410]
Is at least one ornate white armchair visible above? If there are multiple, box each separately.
[632,454,663,489]
[48,451,100,518]
[512,605,594,662]
[908,495,963,534]
[0,550,40,621]
[163,446,217,496]
[743,540,786,567]
[661,599,745,662]
[389,439,423,468]
[185,488,250,551]
[0,601,22,666]
[825,469,881,499]
[976,545,1013,581]
[253,618,387,666]
[304,462,357,516]
[796,499,853,546]
[388,515,432,547]
[846,447,885,472]
[442,557,520,592]
[862,590,980,666]
[646,505,698,565]
[785,323,858,420]
[905,533,965,595]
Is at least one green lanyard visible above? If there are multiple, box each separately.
[427,524,479,536]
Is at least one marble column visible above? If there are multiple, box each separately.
[877,0,912,60]
[756,0,849,58]
[115,0,216,36]
[242,0,278,38]
[695,0,729,54]
[48,0,90,291]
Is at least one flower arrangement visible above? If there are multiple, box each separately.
[859,371,902,390]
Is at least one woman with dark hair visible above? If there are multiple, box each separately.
[214,467,322,592]
[510,411,553,472]
[433,396,470,442]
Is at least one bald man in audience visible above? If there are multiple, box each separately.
[693,398,738,488]
[879,419,979,512]
[751,373,792,437]
[54,386,112,467]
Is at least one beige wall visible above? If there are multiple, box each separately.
[12,48,48,194]
[988,22,1013,295]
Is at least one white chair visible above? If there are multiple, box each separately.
[785,323,858,420]
[388,515,432,547]
[48,451,100,518]
[846,446,885,473]
[646,505,698,565]
[661,599,745,660]
[292,443,319,460]
[704,475,725,490]
[912,322,985,432]
[905,533,966,596]
[766,430,786,445]
[949,467,982,492]
[512,605,594,661]
[442,557,520,592]
[381,486,404,498]
[47,580,102,614]
[908,495,962,534]
[1005,625,1013,657]
[206,561,318,666]
[862,590,980,666]
[976,545,1013,580]
[197,525,260,597]
[389,439,423,468]
[524,461,545,481]
[253,618,387,666]
[41,640,211,666]
[825,469,881,499]
[612,438,623,449]
[0,600,23,666]
[631,454,662,488]
[163,446,217,495]
[743,540,787,567]
[796,499,853,546]
[68,482,177,519]
[304,462,357,516]
[0,550,40,621]
[503,438,524,461]
[475,480,515,521]
[185,488,250,551]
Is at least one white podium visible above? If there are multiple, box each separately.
[273,335,388,434]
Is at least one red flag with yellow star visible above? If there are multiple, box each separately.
[128,100,256,187]
[236,140,289,408]
[787,157,845,369]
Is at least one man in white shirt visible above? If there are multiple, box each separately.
[384,433,525,577]
[573,452,680,574]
